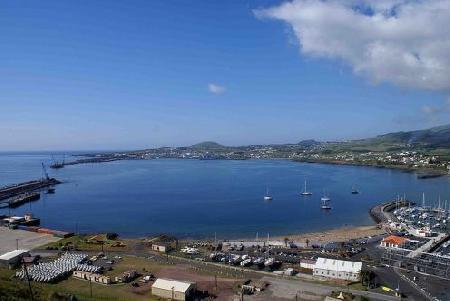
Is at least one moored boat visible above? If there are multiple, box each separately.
[301,179,312,196]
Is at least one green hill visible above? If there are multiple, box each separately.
[327,124,450,153]
[189,141,228,150]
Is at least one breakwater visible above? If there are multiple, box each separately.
[51,157,121,169]
[0,178,60,201]
[369,200,412,224]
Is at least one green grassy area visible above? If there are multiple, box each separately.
[43,235,131,253]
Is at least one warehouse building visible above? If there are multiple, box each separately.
[152,278,196,301]
[0,250,30,269]
[313,257,362,281]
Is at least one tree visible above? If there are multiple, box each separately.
[360,270,375,288]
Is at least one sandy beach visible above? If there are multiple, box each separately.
[272,225,386,244]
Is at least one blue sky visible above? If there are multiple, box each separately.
[1,0,449,151]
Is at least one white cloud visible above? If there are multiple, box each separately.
[421,98,450,119]
[208,83,226,94]
[255,0,450,91]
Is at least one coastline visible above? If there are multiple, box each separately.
[292,158,448,178]
[65,154,449,179]
[269,225,385,244]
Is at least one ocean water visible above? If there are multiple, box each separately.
[1,153,450,238]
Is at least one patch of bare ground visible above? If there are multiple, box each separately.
[157,264,242,300]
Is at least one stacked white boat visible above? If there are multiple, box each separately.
[16,253,100,283]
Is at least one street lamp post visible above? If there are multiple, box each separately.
[22,258,34,301]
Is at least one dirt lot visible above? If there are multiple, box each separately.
[156,263,241,300]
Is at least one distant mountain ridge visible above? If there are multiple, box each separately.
[183,124,450,152]
[297,139,321,147]
[354,124,450,148]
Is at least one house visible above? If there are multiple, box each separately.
[152,278,196,301]
[73,271,111,284]
[313,257,362,281]
[416,228,432,237]
[0,250,30,269]
[152,243,170,253]
[380,235,408,249]
[114,270,137,283]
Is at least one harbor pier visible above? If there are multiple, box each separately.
[0,178,60,202]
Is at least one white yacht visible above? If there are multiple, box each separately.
[301,179,312,196]
[320,192,331,209]
[264,188,273,201]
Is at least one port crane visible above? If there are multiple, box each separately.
[41,163,49,181]
[50,154,65,169]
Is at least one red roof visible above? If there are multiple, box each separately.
[382,235,407,245]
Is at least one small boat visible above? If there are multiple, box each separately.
[351,185,359,194]
[320,192,331,210]
[264,188,273,201]
[301,179,312,196]
[47,188,55,194]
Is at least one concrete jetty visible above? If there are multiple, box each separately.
[0,178,60,201]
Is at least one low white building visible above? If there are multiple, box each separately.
[0,250,30,269]
[299,258,316,270]
[152,278,196,301]
[313,257,362,281]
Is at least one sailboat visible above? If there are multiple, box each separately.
[301,179,312,196]
[264,188,273,201]
[320,191,332,209]
[351,185,359,194]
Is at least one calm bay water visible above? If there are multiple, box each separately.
[1,153,450,238]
